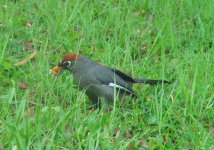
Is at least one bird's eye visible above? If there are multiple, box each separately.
[63,61,71,66]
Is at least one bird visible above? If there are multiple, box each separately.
[50,52,171,105]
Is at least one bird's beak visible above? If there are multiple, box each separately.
[50,65,62,74]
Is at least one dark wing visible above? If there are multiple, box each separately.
[111,68,136,83]
[90,65,136,96]
[112,68,172,85]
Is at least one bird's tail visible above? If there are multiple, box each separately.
[134,78,172,85]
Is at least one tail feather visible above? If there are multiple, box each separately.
[134,78,172,85]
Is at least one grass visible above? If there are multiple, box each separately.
[0,0,213,149]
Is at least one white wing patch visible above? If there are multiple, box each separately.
[108,82,132,93]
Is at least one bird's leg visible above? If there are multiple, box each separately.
[96,98,111,112]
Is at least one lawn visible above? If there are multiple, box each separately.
[0,0,213,149]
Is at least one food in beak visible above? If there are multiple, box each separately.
[50,66,62,74]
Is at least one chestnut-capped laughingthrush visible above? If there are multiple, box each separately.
[51,52,171,104]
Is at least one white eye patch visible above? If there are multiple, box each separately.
[63,61,72,66]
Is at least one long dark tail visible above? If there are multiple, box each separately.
[134,78,172,85]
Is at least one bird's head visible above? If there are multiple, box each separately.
[50,52,80,74]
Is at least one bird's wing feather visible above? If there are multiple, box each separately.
[87,84,135,102]
[108,82,133,94]
[88,65,135,96]
[110,68,136,83]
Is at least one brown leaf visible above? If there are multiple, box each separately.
[125,130,132,139]
[148,12,153,22]
[18,81,28,89]
[163,135,167,142]
[25,106,34,117]
[104,133,109,139]
[23,40,34,50]
[113,128,120,137]
[34,3,40,10]
[210,127,214,138]
[15,51,36,66]
[127,143,134,150]
[139,139,148,148]
[65,124,74,136]
[88,109,94,113]
[26,20,33,27]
